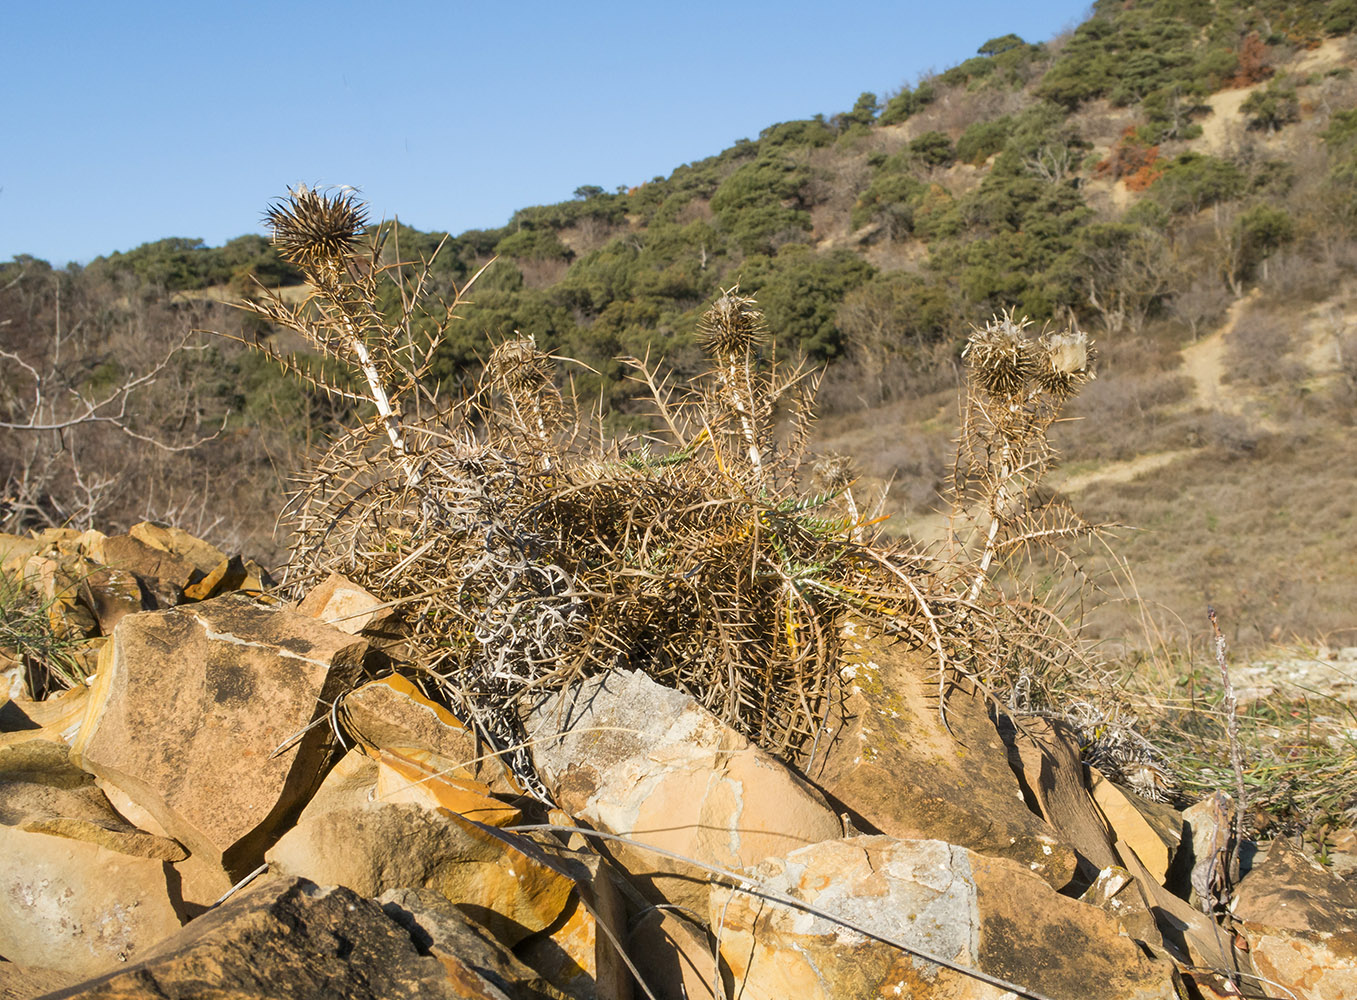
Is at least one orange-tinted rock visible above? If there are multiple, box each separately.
[182,555,248,601]
[0,959,79,999]
[341,673,520,794]
[1232,838,1357,1000]
[526,669,842,913]
[266,751,571,946]
[71,595,367,878]
[126,522,225,577]
[379,887,573,1000]
[298,572,393,634]
[93,535,196,598]
[807,628,1078,889]
[711,836,1181,1000]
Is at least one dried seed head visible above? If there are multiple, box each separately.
[964,312,1038,398]
[813,453,857,491]
[698,287,766,359]
[1036,328,1096,400]
[264,185,368,267]
[488,336,554,394]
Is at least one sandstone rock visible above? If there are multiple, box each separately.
[807,631,1078,889]
[298,572,393,635]
[92,535,196,603]
[0,960,78,1000]
[341,673,521,794]
[181,555,248,602]
[41,877,490,999]
[526,669,843,913]
[77,570,147,635]
[1232,837,1357,1000]
[0,741,184,978]
[1079,865,1163,954]
[126,522,225,578]
[71,595,368,879]
[266,750,573,946]
[0,532,45,575]
[379,887,573,1000]
[511,850,631,1000]
[626,910,717,1000]
[710,835,1182,1000]
[999,713,1119,884]
[0,683,88,748]
[1088,767,1184,886]
[374,748,521,827]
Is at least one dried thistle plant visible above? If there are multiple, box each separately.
[229,190,1114,790]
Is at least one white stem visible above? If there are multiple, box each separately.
[347,329,421,487]
[966,440,1011,603]
[727,357,764,486]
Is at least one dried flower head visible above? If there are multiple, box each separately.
[698,287,766,359]
[964,312,1039,398]
[813,453,857,492]
[1035,328,1095,400]
[264,185,369,267]
[488,336,554,394]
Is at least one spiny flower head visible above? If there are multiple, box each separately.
[698,287,766,360]
[264,185,369,268]
[964,311,1039,398]
[487,335,554,394]
[1035,328,1095,400]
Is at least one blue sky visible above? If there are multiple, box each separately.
[2,1,1091,265]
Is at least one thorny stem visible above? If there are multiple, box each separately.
[725,355,764,488]
[1209,607,1249,885]
[967,438,1013,603]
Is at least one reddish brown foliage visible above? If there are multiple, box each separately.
[1228,33,1274,88]
[1096,127,1162,187]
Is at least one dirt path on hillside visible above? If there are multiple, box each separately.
[1179,292,1256,412]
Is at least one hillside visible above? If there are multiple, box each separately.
[4,0,1357,651]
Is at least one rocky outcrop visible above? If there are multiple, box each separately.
[2,523,1348,1000]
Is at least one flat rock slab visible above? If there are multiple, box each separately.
[806,627,1078,889]
[712,835,1181,1000]
[71,595,368,878]
[40,877,493,1000]
[526,669,842,912]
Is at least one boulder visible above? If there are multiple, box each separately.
[710,835,1182,1000]
[626,909,718,1000]
[92,535,196,604]
[126,522,226,578]
[525,669,843,912]
[39,877,492,999]
[806,628,1078,889]
[0,741,184,978]
[1232,837,1357,1000]
[379,887,573,1000]
[266,750,570,946]
[1087,767,1184,887]
[341,673,521,794]
[70,595,368,879]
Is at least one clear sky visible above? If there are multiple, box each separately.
[2,1,1091,266]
